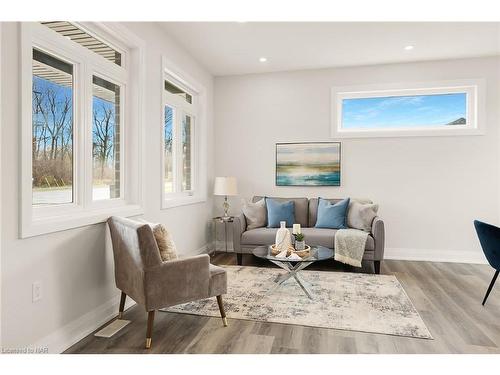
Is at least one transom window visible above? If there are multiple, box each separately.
[41,21,122,66]
[331,80,483,138]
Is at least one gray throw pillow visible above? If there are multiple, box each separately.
[242,198,266,230]
[347,200,379,232]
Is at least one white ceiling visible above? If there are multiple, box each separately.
[160,22,500,76]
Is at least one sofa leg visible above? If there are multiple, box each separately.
[236,253,243,266]
[145,311,155,349]
[374,261,381,275]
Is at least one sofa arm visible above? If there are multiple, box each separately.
[143,254,210,310]
[371,217,385,261]
[232,213,246,253]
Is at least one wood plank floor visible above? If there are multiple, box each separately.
[64,253,500,354]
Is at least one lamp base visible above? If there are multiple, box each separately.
[223,196,230,218]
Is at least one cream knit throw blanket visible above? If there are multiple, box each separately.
[334,229,369,267]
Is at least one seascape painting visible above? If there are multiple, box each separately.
[276,142,341,186]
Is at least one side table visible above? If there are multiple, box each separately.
[212,216,234,255]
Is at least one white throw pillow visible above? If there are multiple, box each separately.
[347,200,379,232]
[241,198,266,230]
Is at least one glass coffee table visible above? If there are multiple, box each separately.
[252,245,333,299]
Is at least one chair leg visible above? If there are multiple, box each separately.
[145,311,155,349]
[482,270,499,306]
[216,295,228,327]
[374,261,381,275]
[118,292,126,319]
[236,253,243,266]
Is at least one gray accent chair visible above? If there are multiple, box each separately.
[233,196,385,274]
[107,216,228,349]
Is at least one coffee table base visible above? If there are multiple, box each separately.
[268,259,315,299]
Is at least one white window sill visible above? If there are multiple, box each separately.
[332,126,485,139]
[21,203,143,238]
[162,196,206,209]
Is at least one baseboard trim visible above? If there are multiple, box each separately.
[384,247,487,264]
[33,293,136,354]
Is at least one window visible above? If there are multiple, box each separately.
[41,22,122,66]
[162,77,196,200]
[32,49,74,205]
[92,76,121,200]
[331,80,484,138]
[21,22,143,237]
[161,59,206,209]
[164,80,192,104]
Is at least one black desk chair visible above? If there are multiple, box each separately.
[474,220,500,305]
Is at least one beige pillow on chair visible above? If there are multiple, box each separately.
[138,219,178,261]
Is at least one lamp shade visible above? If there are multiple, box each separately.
[214,176,238,196]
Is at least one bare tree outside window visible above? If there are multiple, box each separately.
[32,49,74,205]
[164,106,174,193]
[92,76,120,200]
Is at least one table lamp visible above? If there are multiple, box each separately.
[214,176,238,219]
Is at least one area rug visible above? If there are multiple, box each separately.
[162,265,432,339]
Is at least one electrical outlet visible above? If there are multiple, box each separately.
[32,281,42,302]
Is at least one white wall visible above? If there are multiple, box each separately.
[0,22,214,352]
[214,57,500,263]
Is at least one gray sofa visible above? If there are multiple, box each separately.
[232,196,385,274]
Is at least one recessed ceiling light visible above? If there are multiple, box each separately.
[259,57,267,63]
[404,45,414,51]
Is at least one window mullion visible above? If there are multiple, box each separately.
[175,111,183,193]
[190,115,195,193]
[78,64,92,207]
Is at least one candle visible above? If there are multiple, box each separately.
[292,224,301,234]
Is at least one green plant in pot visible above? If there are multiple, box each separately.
[294,233,306,250]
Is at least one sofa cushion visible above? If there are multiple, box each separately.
[241,227,374,250]
[300,228,336,248]
[242,227,280,245]
[347,201,379,232]
[266,198,295,227]
[309,198,373,228]
[309,198,343,227]
[254,196,308,227]
[315,198,350,229]
[242,198,266,229]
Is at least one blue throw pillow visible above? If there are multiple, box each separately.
[266,198,295,228]
[315,198,350,229]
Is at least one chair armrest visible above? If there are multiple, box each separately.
[143,254,210,310]
[232,213,246,253]
[371,217,385,261]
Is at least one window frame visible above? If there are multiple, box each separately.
[20,22,144,238]
[331,79,485,139]
[161,56,207,209]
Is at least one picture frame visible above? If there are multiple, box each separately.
[275,142,342,186]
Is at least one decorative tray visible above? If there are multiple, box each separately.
[270,244,311,258]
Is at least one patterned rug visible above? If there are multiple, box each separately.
[162,265,432,339]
